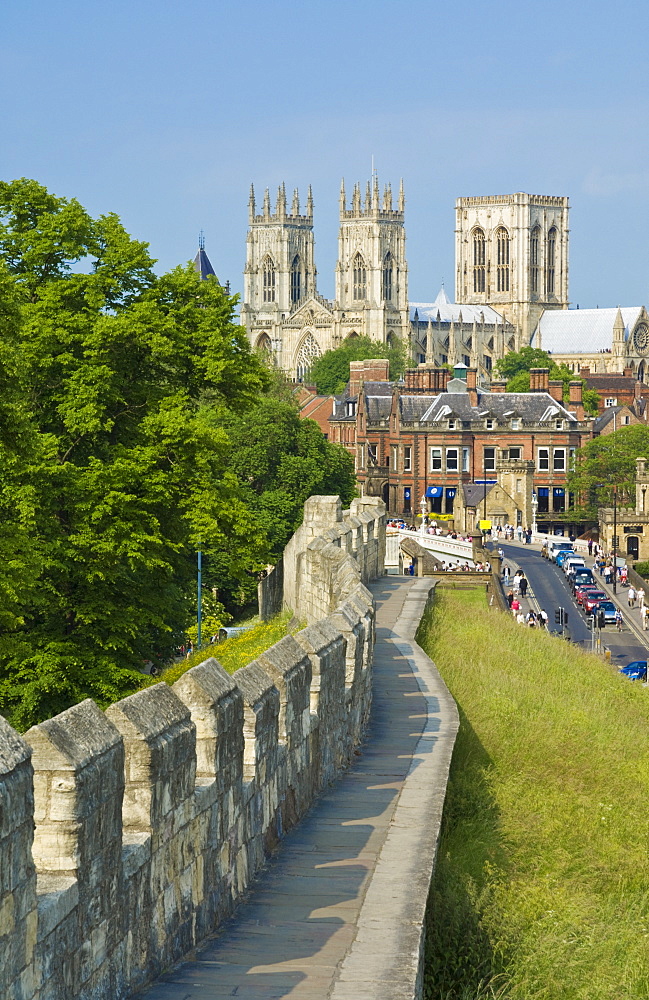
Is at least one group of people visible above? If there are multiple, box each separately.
[493,524,534,544]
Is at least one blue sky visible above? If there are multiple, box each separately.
[2,0,648,307]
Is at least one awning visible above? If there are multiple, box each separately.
[426,486,443,498]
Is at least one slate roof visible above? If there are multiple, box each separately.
[532,307,643,353]
[193,247,217,280]
[463,483,495,505]
[410,287,507,325]
[592,407,624,434]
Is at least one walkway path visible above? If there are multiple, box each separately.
[135,578,458,1000]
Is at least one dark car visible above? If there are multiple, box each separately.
[619,661,647,682]
[570,569,595,591]
[575,584,602,606]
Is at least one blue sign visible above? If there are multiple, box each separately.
[446,488,457,499]
[404,487,411,499]
[426,486,443,498]
[474,479,497,485]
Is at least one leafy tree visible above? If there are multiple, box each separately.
[223,396,356,559]
[309,334,410,394]
[567,425,649,518]
[0,179,270,728]
[495,346,599,415]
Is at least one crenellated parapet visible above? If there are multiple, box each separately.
[0,495,385,1000]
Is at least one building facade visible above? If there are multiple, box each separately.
[240,178,409,378]
[455,193,570,346]
[532,306,649,380]
[599,458,649,562]
[328,359,591,532]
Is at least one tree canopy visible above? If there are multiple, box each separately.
[567,424,649,518]
[0,180,357,729]
[308,334,409,394]
[495,346,599,415]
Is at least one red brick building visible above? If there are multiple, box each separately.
[328,360,593,532]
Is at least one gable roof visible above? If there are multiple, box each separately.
[532,307,644,353]
[193,247,217,280]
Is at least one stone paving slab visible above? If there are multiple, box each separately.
[135,577,458,1000]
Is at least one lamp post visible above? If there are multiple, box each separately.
[531,490,538,536]
[420,495,427,535]
[612,485,617,594]
[197,549,203,649]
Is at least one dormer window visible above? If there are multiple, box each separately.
[555,419,563,430]
[511,418,520,430]
[485,419,494,430]
[448,418,456,430]
[346,400,356,417]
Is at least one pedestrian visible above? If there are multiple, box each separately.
[507,590,514,608]
[639,589,646,610]
[628,586,636,608]
[539,608,549,629]
[643,606,649,631]
[503,564,510,583]
[588,538,593,555]
[620,565,628,586]
[498,546,504,560]
[604,565,612,585]
[615,608,623,631]
[516,611,526,625]
[511,597,521,614]
[517,525,523,542]
[526,528,532,544]
[519,576,528,598]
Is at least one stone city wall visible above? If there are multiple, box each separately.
[0,495,385,1000]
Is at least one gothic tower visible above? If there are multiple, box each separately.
[455,193,569,348]
[335,176,409,346]
[241,184,316,356]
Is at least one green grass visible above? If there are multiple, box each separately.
[418,589,649,1000]
[155,611,303,686]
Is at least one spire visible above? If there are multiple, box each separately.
[426,319,434,363]
[292,187,300,216]
[307,184,314,219]
[383,183,392,211]
[248,184,256,223]
[193,236,217,281]
[614,306,625,338]
[372,174,380,212]
[339,178,346,215]
[352,182,361,214]
[263,187,271,220]
[365,180,371,214]
[398,178,405,213]
[198,229,205,251]
[276,183,286,218]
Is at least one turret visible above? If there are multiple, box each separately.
[248,184,256,225]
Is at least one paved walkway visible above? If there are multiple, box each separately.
[135,578,458,1000]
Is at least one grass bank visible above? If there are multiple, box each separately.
[157,611,302,686]
[418,589,649,1000]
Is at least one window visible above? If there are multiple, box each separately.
[357,445,365,469]
[485,419,494,430]
[553,448,566,471]
[391,445,398,469]
[463,355,471,367]
[509,447,521,459]
[382,252,393,301]
[446,448,458,471]
[511,418,520,430]
[353,253,367,300]
[555,419,563,430]
[262,256,276,302]
[403,489,412,513]
[462,447,470,472]
[538,447,550,471]
[605,397,617,407]
[516,479,522,494]
[295,332,322,380]
[530,225,540,293]
[448,419,456,430]
[430,447,442,470]
[290,254,302,304]
[346,400,356,417]
[496,227,510,292]
[546,226,557,295]
[569,447,576,470]
[624,415,631,425]
[404,446,412,471]
[473,228,486,292]
[484,354,492,372]
[368,443,378,465]
[484,447,496,472]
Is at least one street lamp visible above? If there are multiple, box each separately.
[612,485,617,594]
[531,490,538,535]
[420,495,427,535]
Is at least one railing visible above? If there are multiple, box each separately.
[386,528,474,568]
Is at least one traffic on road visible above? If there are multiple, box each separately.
[492,537,649,677]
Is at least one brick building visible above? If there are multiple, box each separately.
[328,360,593,532]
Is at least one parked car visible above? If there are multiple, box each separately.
[583,590,608,614]
[570,569,596,591]
[619,661,647,681]
[589,600,617,625]
[575,584,602,606]
[555,549,575,567]
[563,556,586,575]
[549,541,574,562]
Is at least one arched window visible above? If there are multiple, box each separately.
[290,254,301,305]
[255,332,272,353]
[346,331,359,340]
[353,253,367,300]
[472,229,486,293]
[382,252,393,301]
[530,225,540,293]
[295,332,322,381]
[546,227,557,295]
[262,256,276,303]
[496,227,510,292]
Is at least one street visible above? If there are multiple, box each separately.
[496,541,649,669]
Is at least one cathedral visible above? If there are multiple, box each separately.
[238,182,647,382]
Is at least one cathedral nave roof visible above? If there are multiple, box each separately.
[532,306,644,354]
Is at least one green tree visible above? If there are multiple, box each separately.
[0,179,270,728]
[223,395,356,559]
[567,424,649,518]
[495,346,599,415]
[309,335,410,394]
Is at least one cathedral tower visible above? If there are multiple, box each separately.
[241,184,316,356]
[455,193,569,348]
[335,176,409,346]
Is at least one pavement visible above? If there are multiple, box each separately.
[134,577,458,1000]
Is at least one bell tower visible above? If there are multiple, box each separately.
[335,176,409,346]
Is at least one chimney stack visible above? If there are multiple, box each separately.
[569,380,584,420]
[466,368,478,406]
[348,359,389,395]
[490,378,507,392]
[549,380,564,404]
[530,367,550,393]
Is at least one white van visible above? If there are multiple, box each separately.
[548,540,574,562]
[563,555,585,575]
